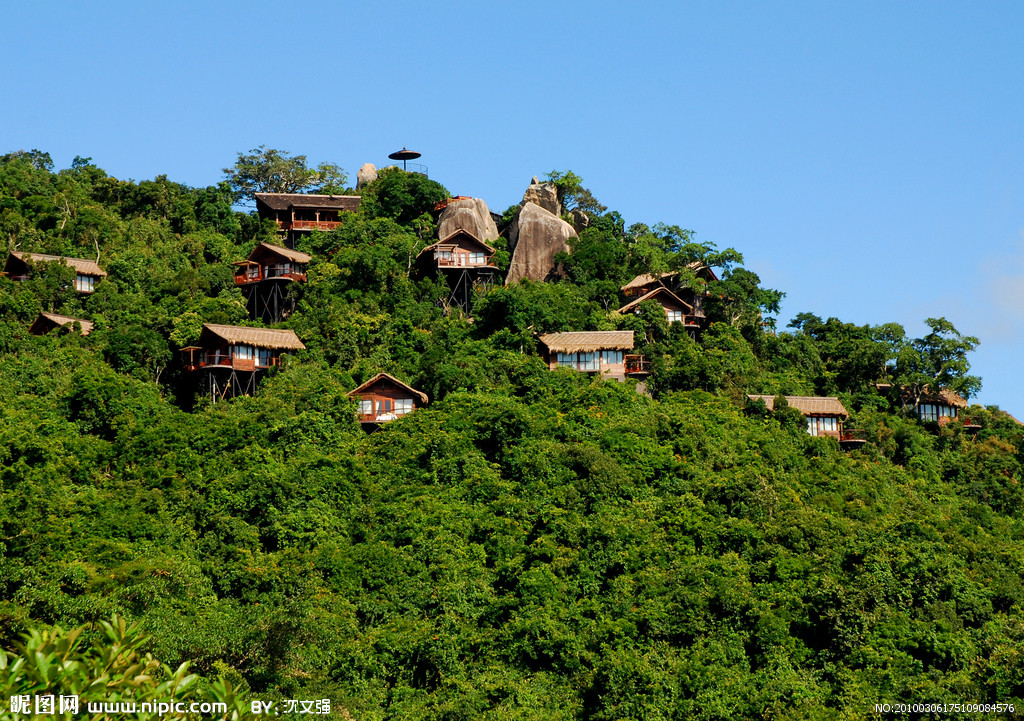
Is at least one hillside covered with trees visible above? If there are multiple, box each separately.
[1,149,1022,719]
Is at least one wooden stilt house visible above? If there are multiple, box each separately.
[913,388,977,430]
[4,252,106,293]
[255,193,361,248]
[347,373,428,426]
[414,229,501,313]
[180,324,305,402]
[29,312,93,336]
[617,286,702,333]
[620,263,718,337]
[233,242,311,323]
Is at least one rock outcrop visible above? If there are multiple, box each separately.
[571,209,590,232]
[356,163,378,189]
[521,180,560,217]
[506,202,577,284]
[438,197,499,241]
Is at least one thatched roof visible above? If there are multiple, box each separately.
[347,372,428,404]
[621,271,675,292]
[249,242,311,264]
[539,331,634,354]
[617,286,693,314]
[14,252,107,277]
[747,394,849,418]
[201,324,305,350]
[255,193,361,211]
[620,263,718,292]
[918,388,968,408]
[31,312,93,336]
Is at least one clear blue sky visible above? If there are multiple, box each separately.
[3,1,1022,416]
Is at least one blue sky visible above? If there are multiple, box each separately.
[3,1,1022,416]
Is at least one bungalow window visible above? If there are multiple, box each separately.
[437,250,454,264]
[395,398,414,415]
[360,399,373,415]
[257,347,273,367]
[375,398,400,420]
[601,350,623,366]
[666,309,683,323]
[268,262,290,278]
[556,351,620,371]
[76,274,95,293]
[468,252,486,265]
[233,344,255,360]
[807,416,839,436]
[578,352,599,371]
[918,403,957,422]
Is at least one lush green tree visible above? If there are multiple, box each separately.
[358,166,449,226]
[786,313,888,394]
[472,281,599,350]
[706,267,784,331]
[557,225,629,309]
[893,317,981,410]
[0,148,54,172]
[0,615,255,719]
[222,146,348,205]
[543,169,607,216]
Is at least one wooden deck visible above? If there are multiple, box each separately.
[234,266,307,285]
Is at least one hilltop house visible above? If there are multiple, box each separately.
[620,264,719,336]
[4,252,106,293]
[233,242,311,323]
[617,286,701,333]
[914,388,969,426]
[180,323,305,401]
[255,193,361,247]
[538,331,650,381]
[414,228,501,313]
[29,312,93,336]
[347,372,428,425]
[747,394,866,448]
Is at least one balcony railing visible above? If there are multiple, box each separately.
[357,411,413,423]
[383,161,428,177]
[181,351,281,373]
[234,264,307,285]
[289,220,342,231]
[436,256,491,268]
[839,429,869,444]
[625,355,652,374]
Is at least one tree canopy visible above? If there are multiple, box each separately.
[222,146,348,205]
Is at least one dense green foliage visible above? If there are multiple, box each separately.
[223,147,349,206]
[1,615,253,719]
[1,151,1022,719]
